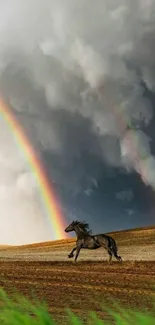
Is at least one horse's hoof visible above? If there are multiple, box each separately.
[68,254,73,258]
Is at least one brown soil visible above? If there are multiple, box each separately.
[0,226,154,323]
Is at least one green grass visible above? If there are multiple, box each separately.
[0,288,153,324]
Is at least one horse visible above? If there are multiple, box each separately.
[65,220,122,262]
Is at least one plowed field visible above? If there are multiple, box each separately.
[0,226,154,323]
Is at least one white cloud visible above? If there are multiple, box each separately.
[116,189,134,202]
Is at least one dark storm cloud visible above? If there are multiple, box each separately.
[0,0,155,244]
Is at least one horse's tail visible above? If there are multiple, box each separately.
[108,236,122,261]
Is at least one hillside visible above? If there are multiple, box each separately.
[0,225,154,261]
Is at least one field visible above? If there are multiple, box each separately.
[0,226,154,323]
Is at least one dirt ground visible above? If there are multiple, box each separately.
[0,226,154,323]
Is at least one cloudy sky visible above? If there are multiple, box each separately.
[0,0,155,244]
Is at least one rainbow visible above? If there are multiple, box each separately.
[0,99,67,240]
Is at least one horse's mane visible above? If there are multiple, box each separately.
[74,220,92,235]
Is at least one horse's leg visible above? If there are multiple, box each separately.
[96,237,113,262]
[113,250,122,262]
[68,247,76,258]
[74,245,82,262]
[109,238,122,262]
[107,246,122,262]
[98,244,112,262]
[107,248,112,262]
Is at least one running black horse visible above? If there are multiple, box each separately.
[65,220,122,262]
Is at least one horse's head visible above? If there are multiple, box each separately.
[65,220,91,235]
[65,221,77,233]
